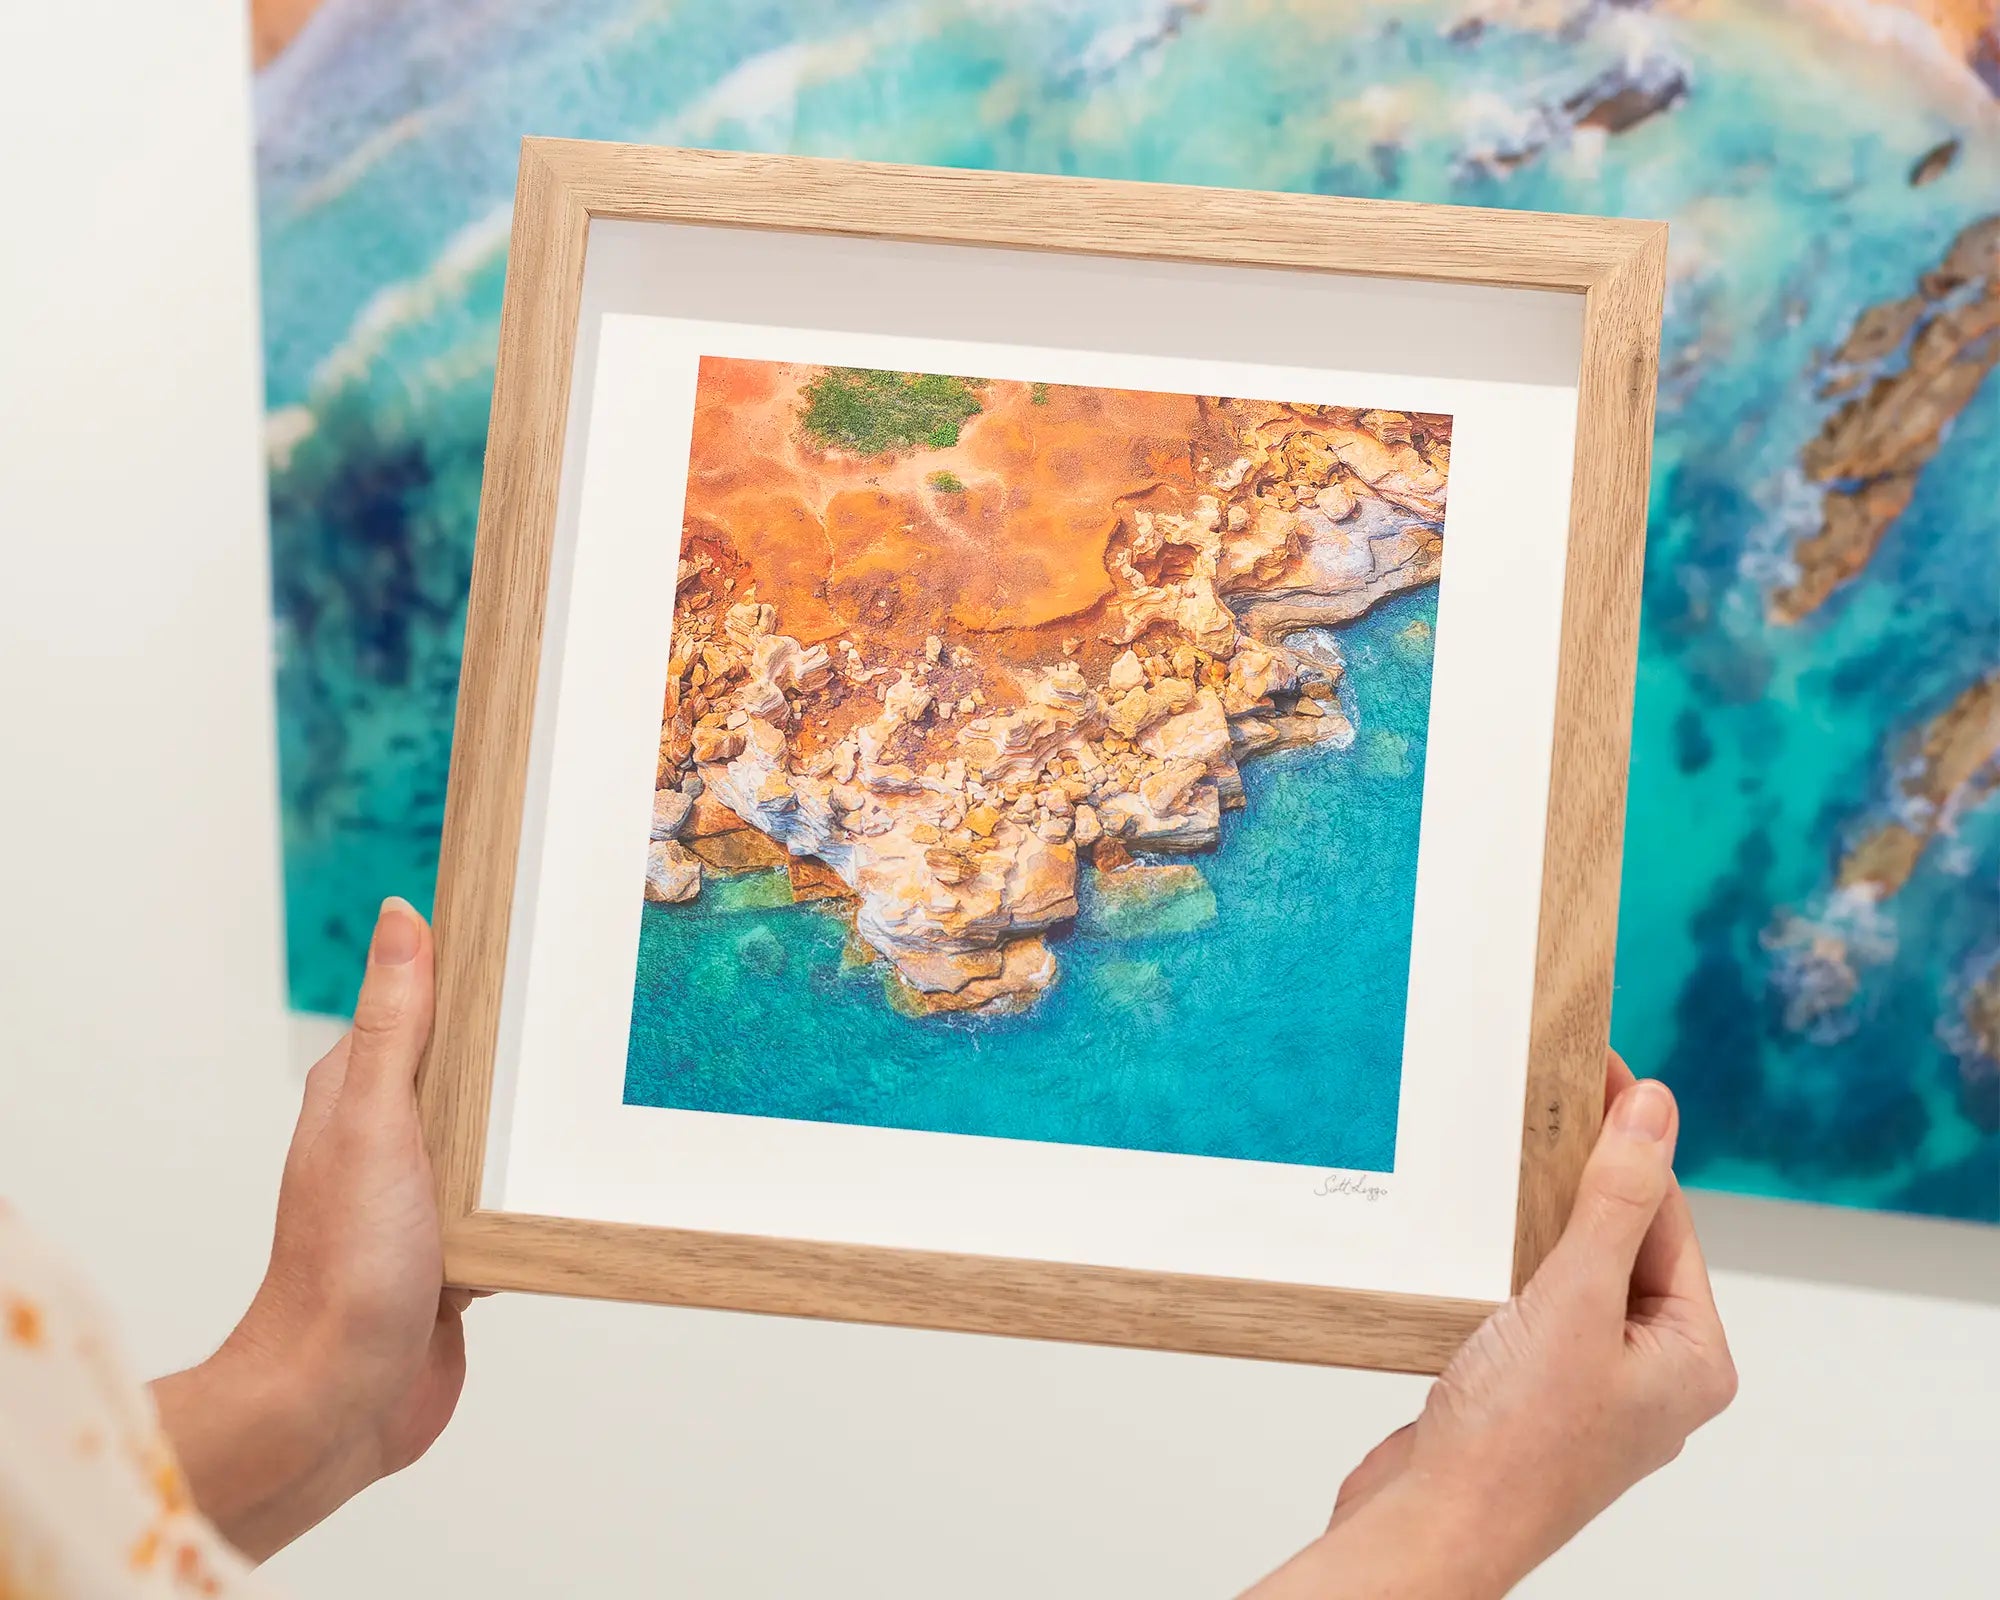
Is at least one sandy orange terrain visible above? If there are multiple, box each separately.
[650,357,1450,1015]
[682,359,1229,667]
[250,0,324,67]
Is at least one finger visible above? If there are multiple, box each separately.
[1543,1078,1679,1314]
[287,1035,352,1161]
[1630,1178,1738,1422]
[1631,1175,1719,1319]
[1603,1049,1637,1116]
[345,896,436,1098]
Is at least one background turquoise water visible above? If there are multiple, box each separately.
[627,591,1438,1172]
[254,0,1999,1219]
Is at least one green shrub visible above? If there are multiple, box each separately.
[928,471,965,493]
[799,367,985,455]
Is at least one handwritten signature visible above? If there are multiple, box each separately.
[1312,1172,1390,1203]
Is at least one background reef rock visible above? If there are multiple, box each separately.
[253,0,1999,1221]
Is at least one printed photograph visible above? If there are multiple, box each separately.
[622,357,1449,1172]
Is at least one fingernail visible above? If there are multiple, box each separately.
[1613,1080,1672,1141]
[371,897,421,966]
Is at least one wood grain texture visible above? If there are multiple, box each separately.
[415,141,590,1220]
[532,138,1653,292]
[444,1210,1498,1374]
[421,140,1667,1372]
[1511,227,1668,1291]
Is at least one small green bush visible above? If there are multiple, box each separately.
[799,366,985,455]
[928,471,965,494]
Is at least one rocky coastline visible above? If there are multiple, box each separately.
[1766,669,2000,1042]
[1957,953,2000,1134]
[1770,213,1999,625]
[1838,668,2000,900]
[643,365,1447,1016]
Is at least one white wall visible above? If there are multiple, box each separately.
[1,5,1994,1596]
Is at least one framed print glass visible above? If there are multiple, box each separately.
[416,139,1665,1373]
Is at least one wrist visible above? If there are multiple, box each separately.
[1306,1470,1540,1600]
[151,1315,378,1561]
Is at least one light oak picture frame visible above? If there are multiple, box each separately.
[416,137,1665,1374]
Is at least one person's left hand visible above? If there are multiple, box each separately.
[153,896,470,1560]
[1240,1052,1733,1598]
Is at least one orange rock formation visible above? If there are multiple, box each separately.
[645,358,1449,1014]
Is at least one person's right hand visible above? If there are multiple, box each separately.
[152,897,469,1562]
[1244,1055,1737,1598]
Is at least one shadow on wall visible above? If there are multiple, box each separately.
[1690,1190,2000,1307]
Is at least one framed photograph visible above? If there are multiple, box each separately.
[416,139,1664,1373]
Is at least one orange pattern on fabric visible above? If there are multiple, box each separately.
[2,1206,268,1597]
[5,1298,44,1348]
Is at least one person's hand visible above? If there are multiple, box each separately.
[1244,1054,1736,1599]
[152,897,470,1560]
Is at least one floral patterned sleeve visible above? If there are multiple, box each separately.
[0,1202,270,1598]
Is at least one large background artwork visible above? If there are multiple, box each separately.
[251,0,2000,1223]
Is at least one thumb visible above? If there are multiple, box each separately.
[345,896,435,1095]
[1544,1078,1678,1312]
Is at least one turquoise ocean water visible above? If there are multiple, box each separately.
[255,0,1999,1218]
[627,591,1438,1172]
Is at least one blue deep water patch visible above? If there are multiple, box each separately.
[624,591,1438,1172]
[258,0,2000,1219]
